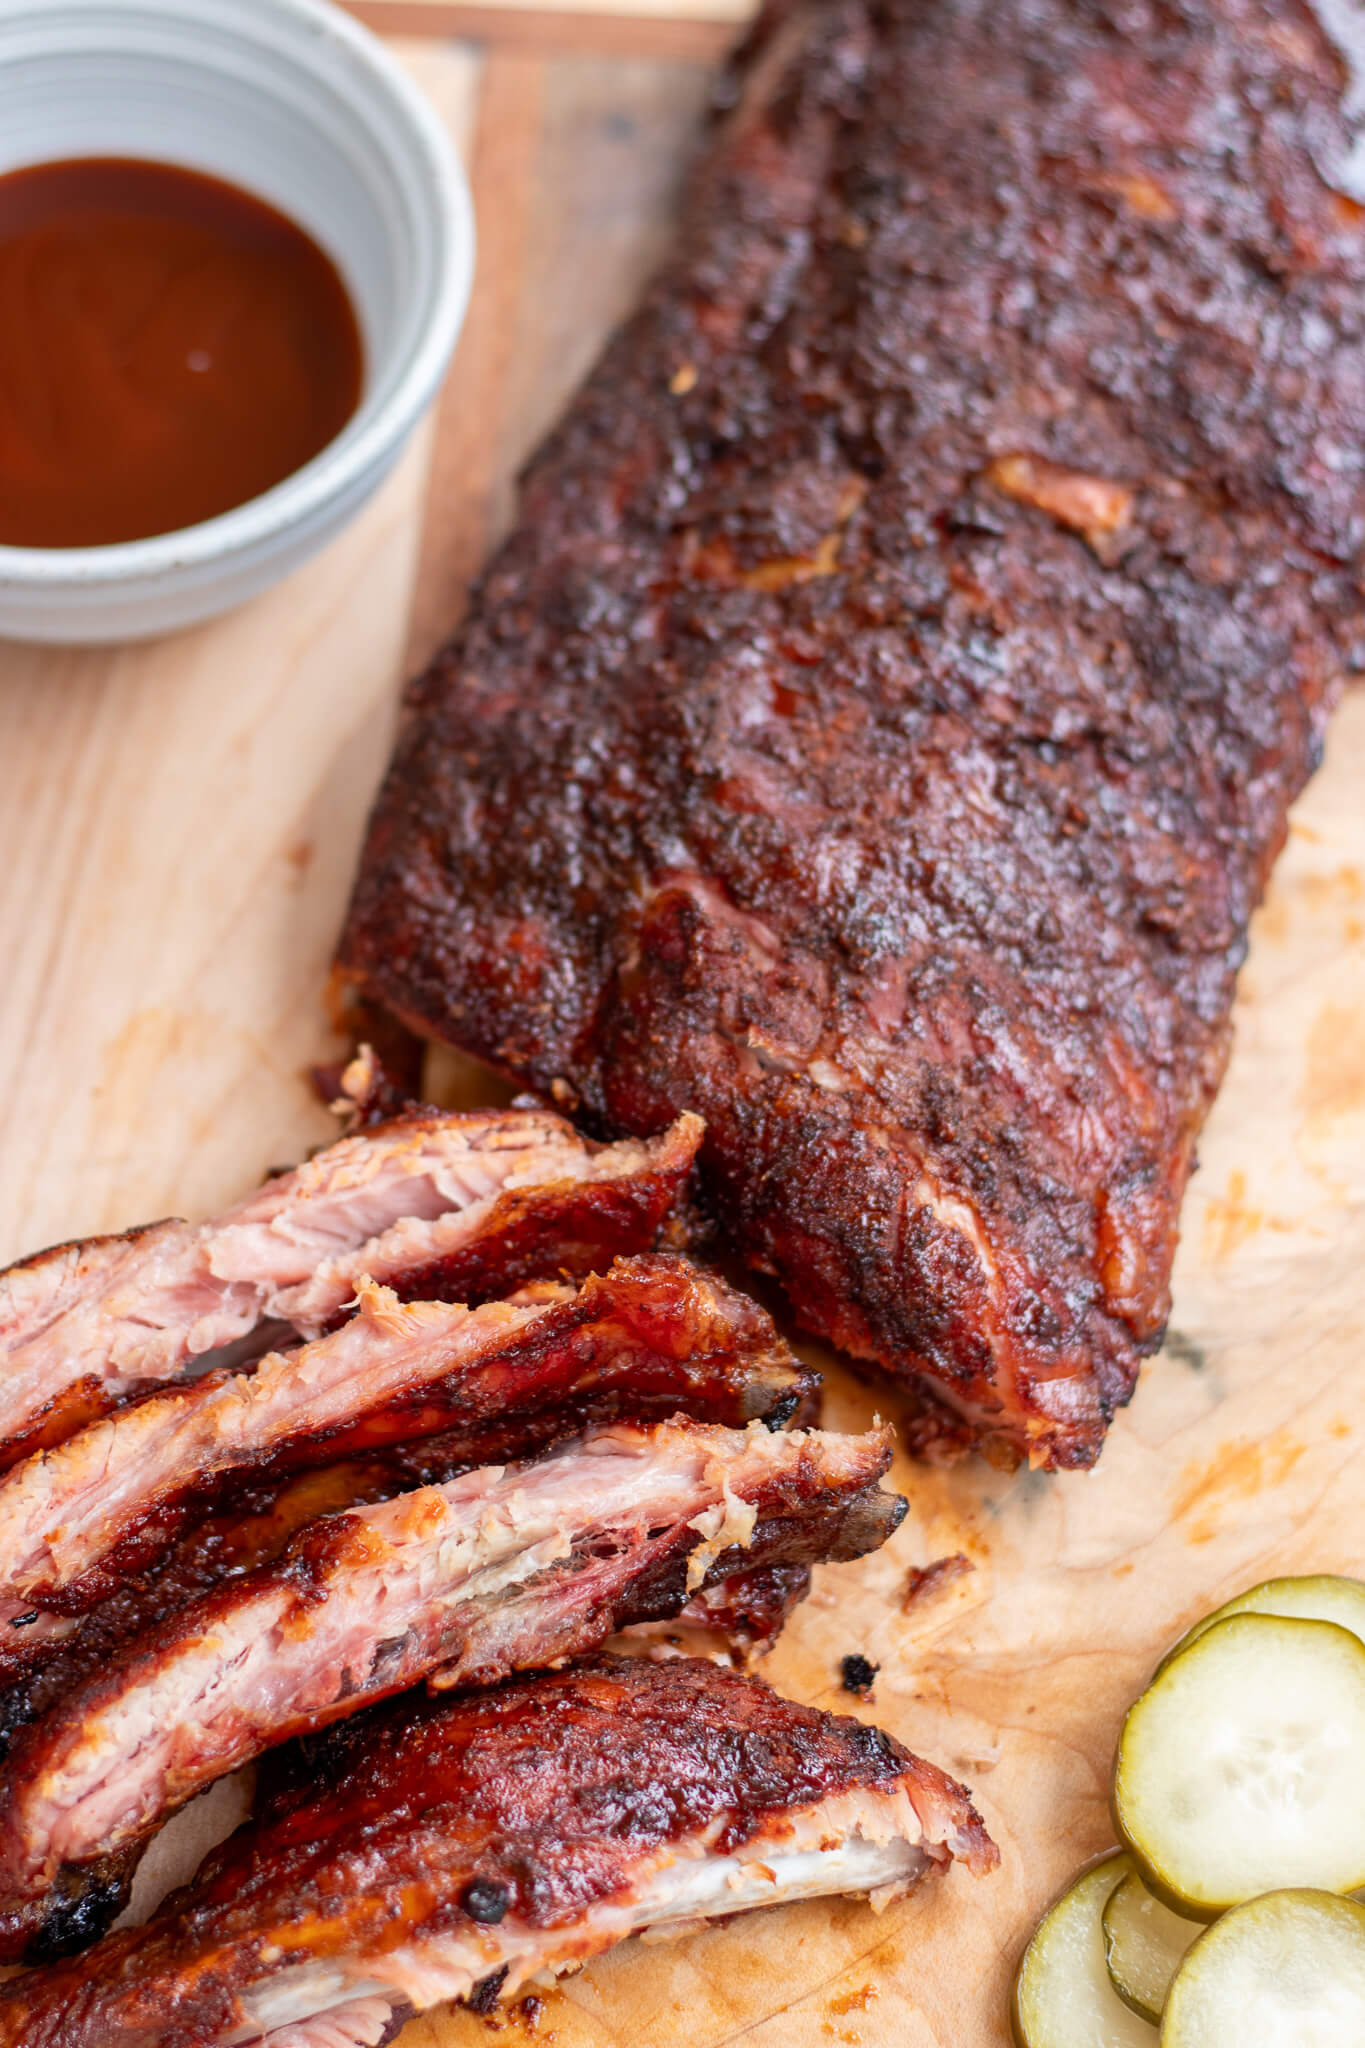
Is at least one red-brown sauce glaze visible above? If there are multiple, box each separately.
[0,157,364,548]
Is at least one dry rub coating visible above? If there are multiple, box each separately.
[339,0,1365,1466]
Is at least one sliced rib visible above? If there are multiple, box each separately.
[0,1256,815,1618]
[0,1421,903,1933]
[0,1110,700,1470]
[0,1655,995,2047]
[0,1467,810,1755]
[0,1489,813,1765]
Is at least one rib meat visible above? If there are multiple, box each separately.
[0,1655,995,2047]
[0,1461,409,1726]
[0,1109,700,1471]
[336,0,1365,1467]
[0,1461,807,1734]
[0,1256,814,1618]
[0,1420,902,1950]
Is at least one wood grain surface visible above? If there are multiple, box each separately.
[0,21,1362,2047]
[348,1,747,60]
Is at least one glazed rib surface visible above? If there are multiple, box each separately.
[338,0,1365,1466]
[0,1656,995,2047]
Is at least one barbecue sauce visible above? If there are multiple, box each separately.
[0,158,364,549]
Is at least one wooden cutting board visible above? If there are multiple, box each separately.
[0,12,1362,2043]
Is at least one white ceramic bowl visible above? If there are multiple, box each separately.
[0,0,474,643]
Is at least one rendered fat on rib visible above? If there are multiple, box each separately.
[0,1655,996,2047]
[0,1109,700,1469]
[0,1421,903,1950]
[336,0,1365,1468]
[0,1255,814,1620]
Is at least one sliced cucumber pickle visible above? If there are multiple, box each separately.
[1012,1853,1156,2046]
[1115,1613,1365,1916]
[1102,1870,1200,2023]
[1160,1890,1365,2045]
[1157,1572,1365,1674]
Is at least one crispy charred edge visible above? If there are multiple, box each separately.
[597,991,1144,1474]
[8,1256,820,1617]
[832,1351,1118,1476]
[346,1112,704,1322]
[663,1560,814,1660]
[708,0,808,102]
[709,1116,1146,1473]
[0,1427,903,1940]
[0,1379,125,1481]
[0,1847,139,1966]
[0,1660,993,2045]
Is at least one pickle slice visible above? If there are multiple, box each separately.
[1160,1890,1365,2045]
[1157,1573,1365,1675]
[1101,1870,1199,2022]
[1114,1613,1365,1917]
[1011,1853,1156,2046]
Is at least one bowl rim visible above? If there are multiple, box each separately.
[0,0,474,589]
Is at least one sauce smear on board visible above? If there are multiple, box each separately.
[0,157,364,549]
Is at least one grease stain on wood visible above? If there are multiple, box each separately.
[826,1985,877,2019]
[1199,1167,1299,1264]
[1253,860,1363,947]
[1301,1000,1365,1136]
[1171,1433,1308,1545]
